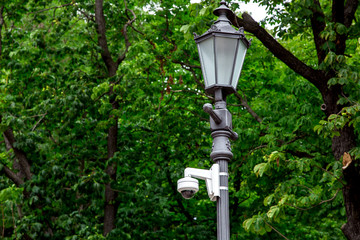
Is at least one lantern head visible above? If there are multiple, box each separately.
[194,1,250,95]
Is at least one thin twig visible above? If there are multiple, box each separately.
[236,144,267,168]
[285,188,341,211]
[115,0,137,65]
[296,184,314,193]
[111,188,131,194]
[234,91,263,123]
[11,202,16,230]
[28,113,47,118]
[341,92,356,104]
[76,8,95,22]
[47,130,58,145]
[31,112,47,131]
[264,220,290,240]
[172,60,201,69]
[27,2,75,15]
[313,164,345,186]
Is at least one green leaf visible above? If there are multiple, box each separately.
[335,23,347,35]
[180,24,190,34]
[324,52,336,65]
[327,77,337,85]
[267,205,280,219]
[328,114,338,120]
[243,217,255,232]
[264,194,274,206]
[199,7,207,16]
[254,163,269,177]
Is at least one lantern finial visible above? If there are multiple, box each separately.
[213,1,233,20]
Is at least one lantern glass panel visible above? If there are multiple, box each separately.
[197,37,215,87]
[231,40,247,89]
[214,36,238,86]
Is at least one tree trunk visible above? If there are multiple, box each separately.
[103,97,119,235]
[95,0,121,235]
[335,126,360,240]
[324,91,359,240]
[342,162,360,240]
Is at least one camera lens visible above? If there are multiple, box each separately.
[181,190,196,199]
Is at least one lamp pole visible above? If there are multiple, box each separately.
[204,88,238,239]
[182,1,250,239]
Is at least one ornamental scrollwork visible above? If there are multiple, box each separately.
[235,27,244,34]
[206,25,221,34]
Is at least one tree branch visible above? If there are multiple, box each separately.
[263,219,290,240]
[77,8,95,22]
[95,0,116,74]
[231,12,324,90]
[1,165,24,186]
[234,91,263,123]
[174,61,204,90]
[0,6,4,57]
[344,0,359,27]
[27,2,75,15]
[332,0,348,55]
[285,149,314,159]
[172,60,201,69]
[285,188,341,211]
[310,0,327,63]
[313,164,345,186]
[31,112,47,131]
[116,0,136,65]
[3,128,32,180]
[332,0,345,24]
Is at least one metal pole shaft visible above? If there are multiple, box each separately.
[209,89,234,240]
[217,159,229,240]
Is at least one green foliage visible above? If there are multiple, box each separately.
[0,0,359,239]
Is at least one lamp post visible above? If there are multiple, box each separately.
[196,2,249,238]
[177,1,250,240]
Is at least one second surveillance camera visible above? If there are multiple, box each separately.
[177,177,199,199]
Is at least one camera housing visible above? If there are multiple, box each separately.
[177,164,219,201]
[177,177,199,199]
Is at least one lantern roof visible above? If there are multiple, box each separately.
[193,2,251,48]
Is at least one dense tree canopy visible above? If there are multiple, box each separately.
[0,0,359,239]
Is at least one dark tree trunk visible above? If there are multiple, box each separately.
[333,124,360,240]
[95,0,121,235]
[342,162,360,239]
[103,94,119,235]
[321,85,360,240]
[94,0,134,231]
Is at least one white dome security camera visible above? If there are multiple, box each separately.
[177,164,220,201]
[177,177,199,199]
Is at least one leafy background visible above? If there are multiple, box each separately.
[1,0,359,239]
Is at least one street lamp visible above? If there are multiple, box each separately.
[177,1,250,240]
